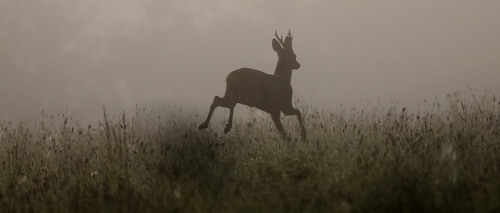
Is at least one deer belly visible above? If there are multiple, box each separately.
[234,88,283,112]
[229,85,265,109]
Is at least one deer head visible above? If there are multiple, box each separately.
[272,30,300,70]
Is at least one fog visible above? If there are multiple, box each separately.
[1,0,499,124]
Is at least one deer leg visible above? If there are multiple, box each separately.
[271,112,289,141]
[224,102,236,133]
[199,96,228,130]
[283,107,307,141]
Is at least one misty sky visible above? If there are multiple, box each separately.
[1,0,499,123]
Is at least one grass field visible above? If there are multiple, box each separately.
[1,90,499,212]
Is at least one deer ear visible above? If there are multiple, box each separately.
[272,39,283,53]
[284,37,292,49]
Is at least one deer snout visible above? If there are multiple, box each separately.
[294,62,301,69]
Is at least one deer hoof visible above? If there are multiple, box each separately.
[224,125,232,133]
[199,123,208,130]
[301,132,307,141]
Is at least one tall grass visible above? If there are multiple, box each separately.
[1,90,499,212]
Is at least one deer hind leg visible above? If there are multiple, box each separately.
[199,96,229,130]
[271,111,289,141]
[283,107,307,141]
[224,99,236,133]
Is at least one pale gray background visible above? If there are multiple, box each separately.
[1,0,499,124]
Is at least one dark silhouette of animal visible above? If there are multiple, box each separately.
[199,30,306,141]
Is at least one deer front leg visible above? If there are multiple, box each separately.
[283,107,307,141]
[271,112,289,141]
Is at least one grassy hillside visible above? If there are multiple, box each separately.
[1,91,499,212]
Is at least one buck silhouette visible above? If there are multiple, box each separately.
[199,30,306,141]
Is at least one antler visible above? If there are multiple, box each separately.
[274,30,285,47]
[288,29,292,40]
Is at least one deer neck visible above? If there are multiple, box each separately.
[273,60,292,82]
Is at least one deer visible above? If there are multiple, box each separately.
[198,30,306,141]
